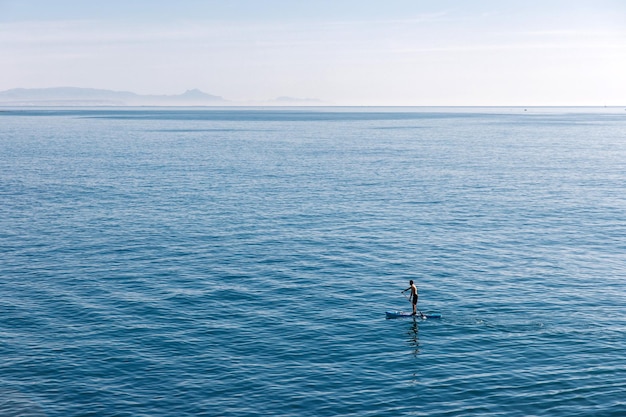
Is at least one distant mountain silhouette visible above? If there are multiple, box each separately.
[270,96,324,105]
[0,87,328,106]
[0,87,227,106]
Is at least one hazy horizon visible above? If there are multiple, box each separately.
[1,0,625,106]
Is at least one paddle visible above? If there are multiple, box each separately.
[401,292,426,319]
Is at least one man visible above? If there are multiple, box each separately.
[402,280,420,316]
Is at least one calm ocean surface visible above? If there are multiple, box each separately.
[1,107,625,416]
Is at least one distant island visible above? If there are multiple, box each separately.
[0,87,325,106]
[269,96,324,105]
[0,87,227,106]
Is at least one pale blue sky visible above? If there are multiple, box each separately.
[1,0,625,105]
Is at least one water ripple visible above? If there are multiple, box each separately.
[1,108,625,416]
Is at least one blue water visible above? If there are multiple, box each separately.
[1,107,625,416]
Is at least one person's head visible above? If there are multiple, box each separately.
[409,280,414,285]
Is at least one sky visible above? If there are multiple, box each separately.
[1,0,625,105]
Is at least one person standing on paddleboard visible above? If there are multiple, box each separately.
[402,280,419,315]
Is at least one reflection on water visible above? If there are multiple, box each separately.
[406,318,419,356]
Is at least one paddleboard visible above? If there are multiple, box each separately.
[386,311,442,319]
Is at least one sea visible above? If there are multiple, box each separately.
[1,106,625,416]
